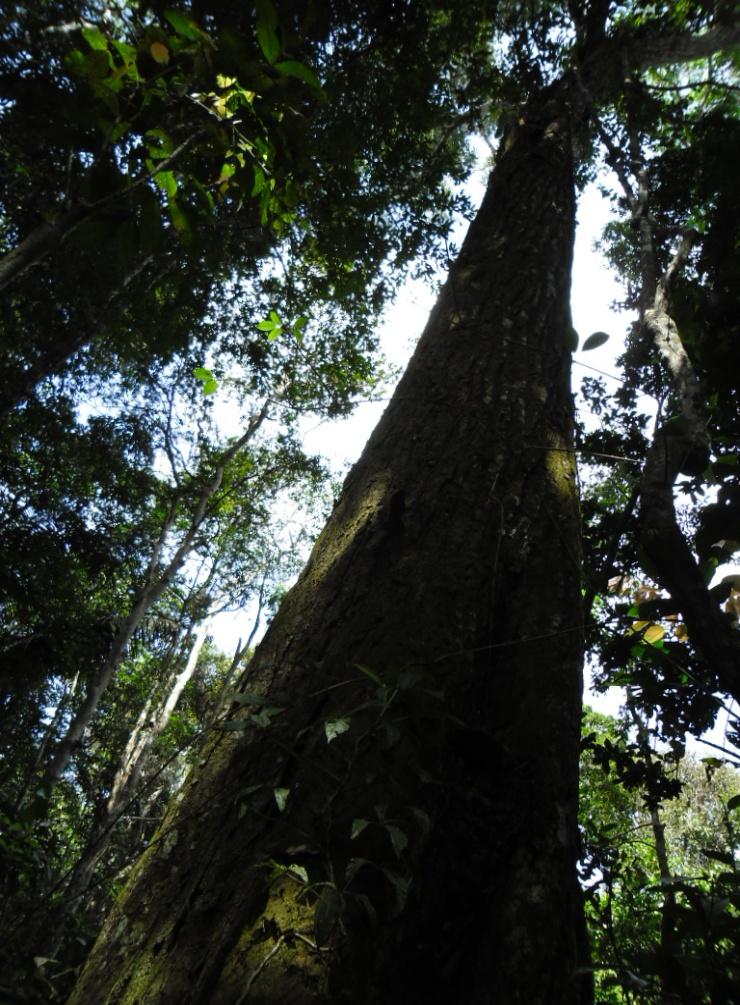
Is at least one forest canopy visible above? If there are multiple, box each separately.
[0,1,738,1002]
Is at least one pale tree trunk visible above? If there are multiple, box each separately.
[627,702,695,1005]
[56,620,212,917]
[44,407,268,790]
[108,618,212,817]
[69,78,589,1005]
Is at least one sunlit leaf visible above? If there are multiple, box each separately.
[274,787,289,811]
[325,718,350,743]
[82,26,109,51]
[643,623,665,644]
[149,41,170,64]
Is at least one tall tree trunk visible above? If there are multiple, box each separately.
[69,80,589,1005]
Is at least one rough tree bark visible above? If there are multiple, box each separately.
[69,79,589,1005]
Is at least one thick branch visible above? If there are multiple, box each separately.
[628,24,740,70]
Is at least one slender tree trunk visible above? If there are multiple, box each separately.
[108,618,211,816]
[56,621,212,919]
[44,409,268,789]
[69,79,589,1005]
[627,703,697,1005]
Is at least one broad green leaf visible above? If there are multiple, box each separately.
[325,718,350,743]
[345,857,370,884]
[565,326,579,352]
[164,9,204,41]
[256,0,280,64]
[314,888,343,945]
[351,818,370,839]
[275,60,321,89]
[286,863,308,883]
[82,25,109,51]
[168,200,191,239]
[727,794,740,812]
[380,867,410,913]
[291,315,309,343]
[155,170,178,199]
[193,366,218,396]
[274,787,289,811]
[385,824,408,858]
[582,331,610,352]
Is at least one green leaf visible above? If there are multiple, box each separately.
[256,309,284,340]
[728,794,740,812]
[168,200,191,239]
[325,718,350,743]
[155,170,178,199]
[255,0,280,64]
[410,807,432,834]
[314,888,343,945]
[275,60,321,89]
[292,315,308,343]
[380,867,410,913]
[385,824,408,858]
[270,860,308,883]
[353,662,382,685]
[274,787,289,811]
[351,818,370,839]
[221,720,248,731]
[164,9,204,41]
[193,366,218,396]
[582,331,610,352]
[565,326,579,352]
[345,857,370,884]
[82,25,109,51]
